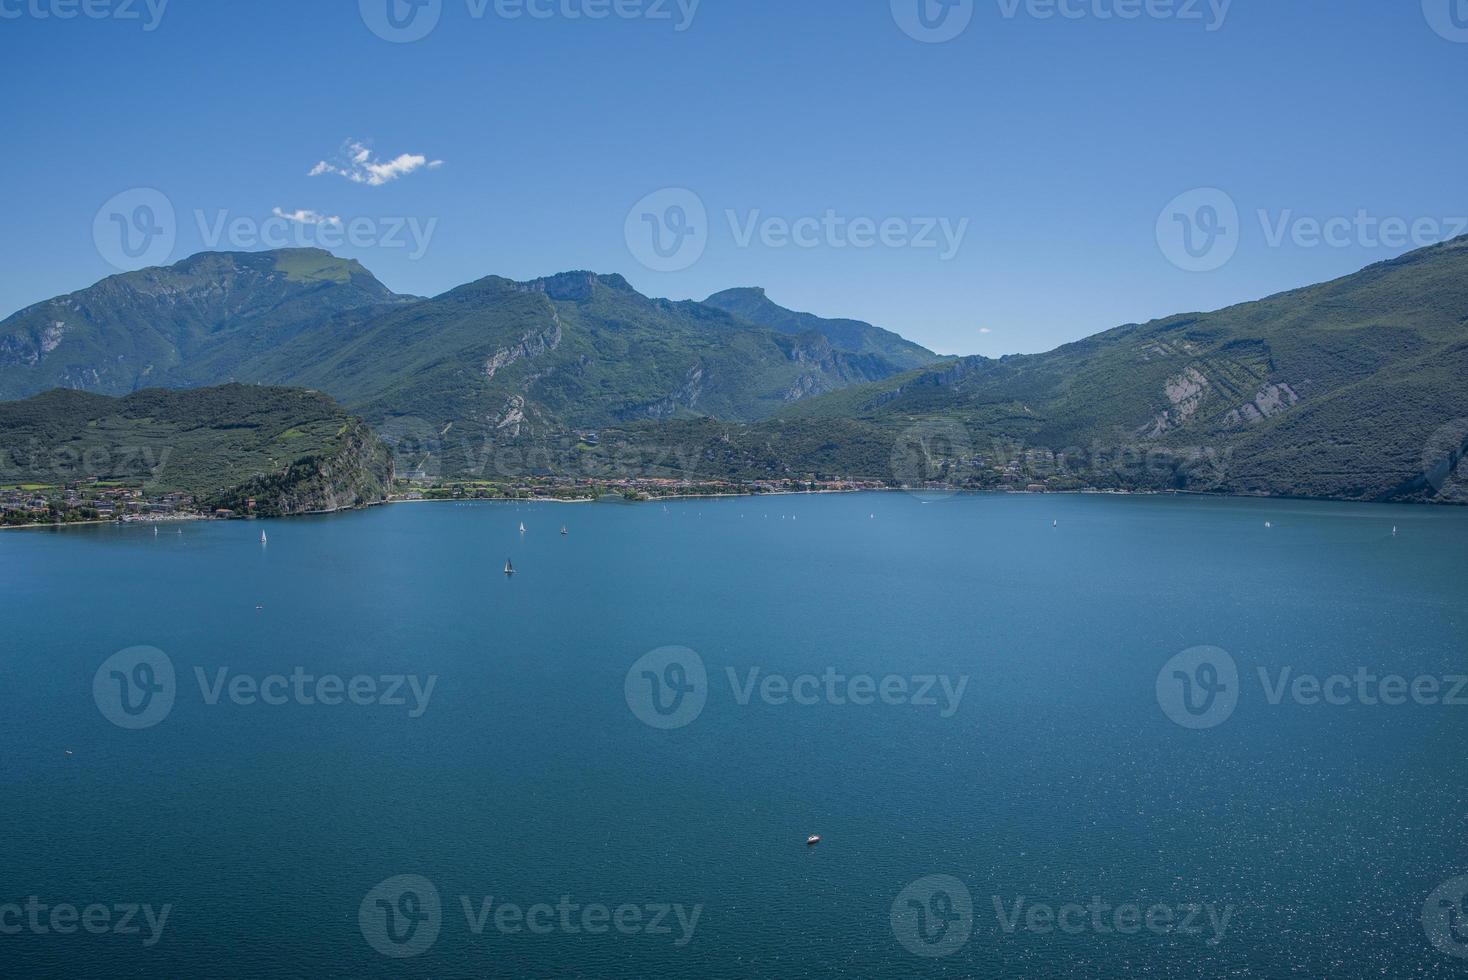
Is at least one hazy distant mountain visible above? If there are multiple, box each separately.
[703,286,939,371]
[0,249,410,400]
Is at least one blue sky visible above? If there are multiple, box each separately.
[1,0,1464,356]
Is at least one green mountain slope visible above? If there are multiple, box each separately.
[257,271,924,475]
[703,287,941,370]
[0,384,393,513]
[579,237,1468,502]
[4,239,1465,503]
[0,255,930,477]
[0,249,411,399]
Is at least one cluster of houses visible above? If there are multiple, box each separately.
[0,483,198,524]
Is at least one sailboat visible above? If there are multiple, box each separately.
[260,530,268,545]
[504,559,516,576]
[519,521,526,534]
[560,525,568,536]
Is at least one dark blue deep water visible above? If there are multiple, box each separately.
[2,492,1466,978]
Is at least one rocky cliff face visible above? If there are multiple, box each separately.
[205,418,395,517]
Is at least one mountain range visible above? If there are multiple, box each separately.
[0,249,942,474]
[2,238,1466,504]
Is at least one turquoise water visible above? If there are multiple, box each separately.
[2,492,1466,978]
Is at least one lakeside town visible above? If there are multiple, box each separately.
[2,443,1188,528]
[1,477,890,527]
[0,483,199,528]
[3,470,1097,528]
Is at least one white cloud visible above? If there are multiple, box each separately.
[979,327,993,334]
[309,139,443,187]
[273,207,341,226]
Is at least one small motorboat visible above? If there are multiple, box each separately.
[560,525,568,536]
[806,835,821,847]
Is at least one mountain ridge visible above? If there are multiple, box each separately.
[0,254,938,475]
[2,238,1466,503]
[703,286,940,370]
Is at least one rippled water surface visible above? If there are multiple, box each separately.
[2,492,1466,978]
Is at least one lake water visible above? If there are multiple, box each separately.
[2,492,1466,978]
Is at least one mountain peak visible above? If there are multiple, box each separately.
[523,271,638,302]
[0,248,407,399]
[704,287,938,371]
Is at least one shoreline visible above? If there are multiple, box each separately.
[383,486,1462,507]
[4,486,1455,534]
[0,515,208,533]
